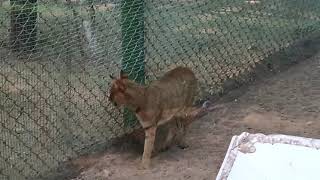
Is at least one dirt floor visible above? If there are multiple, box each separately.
[70,53,320,180]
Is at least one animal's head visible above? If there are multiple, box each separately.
[108,70,131,107]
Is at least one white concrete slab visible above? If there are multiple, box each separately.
[216,132,320,180]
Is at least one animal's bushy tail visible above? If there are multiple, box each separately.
[179,101,225,126]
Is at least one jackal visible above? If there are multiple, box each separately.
[109,66,218,169]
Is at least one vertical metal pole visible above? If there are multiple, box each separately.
[121,0,145,127]
[10,0,38,53]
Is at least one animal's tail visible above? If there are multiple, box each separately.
[178,101,225,126]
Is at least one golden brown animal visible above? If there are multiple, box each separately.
[109,66,217,169]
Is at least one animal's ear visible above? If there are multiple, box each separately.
[120,70,129,79]
[115,80,126,92]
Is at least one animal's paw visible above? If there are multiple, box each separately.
[177,140,189,149]
[138,160,151,170]
[177,143,189,149]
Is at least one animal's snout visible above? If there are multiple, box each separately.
[108,94,116,106]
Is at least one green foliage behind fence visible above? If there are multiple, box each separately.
[1,0,320,179]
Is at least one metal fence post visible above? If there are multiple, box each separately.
[121,0,145,127]
[10,0,38,53]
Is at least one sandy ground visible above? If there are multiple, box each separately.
[71,53,320,180]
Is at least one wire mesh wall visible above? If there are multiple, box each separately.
[1,0,320,179]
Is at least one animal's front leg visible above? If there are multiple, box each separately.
[141,126,157,169]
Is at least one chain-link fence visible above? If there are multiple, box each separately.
[1,0,320,179]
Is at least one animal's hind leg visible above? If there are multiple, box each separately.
[162,126,176,150]
[152,122,174,156]
[174,107,205,149]
[176,126,189,149]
